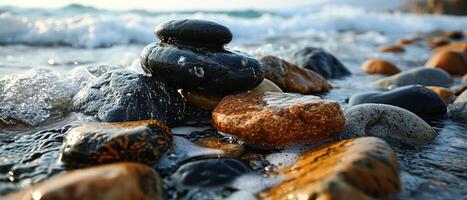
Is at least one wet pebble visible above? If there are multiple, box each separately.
[433,41,467,53]
[212,92,345,148]
[378,44,405,53]
[61,120,172,166]
[349,85,447,116]
[289,47,351,79]
[361,59,400,75]
[375,67,453,89]
[344,104,438,142]
[425,51,467,75]
[72,70,185,125]
[449,90,467,121]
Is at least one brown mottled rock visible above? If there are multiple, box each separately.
[212,92,345,148]
[249,78,283,94]
[434,41,467,53]
[427,86,455,103]
[396,38,416,45]
[259,137,400,200]
[259,56,331,94]
[6,162,164,200]
[378,44,405,53]
[427,38,450,49]
[180,89,223,110]
[194,137,245,157]
[361,59,401,75]
[425,51,467,75]
[61,120,172,166]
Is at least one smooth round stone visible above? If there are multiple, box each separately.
[72,70,185,125]
[349,85,447,116]
[62,120,172,166]
[361,59,400,75]
[433,41,467,53]
[396,38,416,45]
[155,19,232,47]
[259,55,331,93]
[378,44,405,53]
[171,157,250,188]
[449,90,467,121]
[260,137,400,200]
[375,67,453,89]
[427,86,454,103]
[289,47,351,79]
[344,104,438,142]
[212,92,345,148]
[248,78,282,94]
[425,51,467,75]
[141,43,264,94]
[6,162,164,200]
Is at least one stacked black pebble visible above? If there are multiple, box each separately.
[140,19,265,94]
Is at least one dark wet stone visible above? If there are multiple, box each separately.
[171,157,250,188]
[61,120,172,166]
[141,43,264,94]
[289,47,351,79]
[349,85,447,116]
[72,70,185,125]
[156,19,233,48]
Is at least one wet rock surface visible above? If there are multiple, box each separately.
[344,104,438,142]
[155,19,232,48]
[378,44,405,53]
[361,59,401,75]
[259,55,331,93]
[212,92,345,148]
[6,162,164,200]
[349,85,447,116]
[61,120,172,166]
[72,70,185,125]
[375,67,453,89]
[289,47,351,79]
[449,90,467,121]
[260,137,400,200]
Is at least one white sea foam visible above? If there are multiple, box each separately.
[0,4,465,48]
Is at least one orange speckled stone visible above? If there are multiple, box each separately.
[259,137,400,200]
[361,59,401,75]
[6,162,164,200]
[378,44,405,53]
[212,92,345,148]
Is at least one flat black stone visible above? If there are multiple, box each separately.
[141,43,264,94]
[290,47,351,79]
[349,85,447,116]
[156,19,232,48]
[72,70,185,125]
[171,157,251,188]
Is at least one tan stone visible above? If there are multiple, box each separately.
[425,51,467,75]
[378,44,405,53]
[249,78,283,94]
[427,86,455,103]
[259,137,400,200]
[396,38,416,45]
[259,56,332,94]
[433,41,467,53]
[361,59,401,75]
[194,137,245,157]
[212,92,345,148]
[6,162,164,200]
[180,89,223,110]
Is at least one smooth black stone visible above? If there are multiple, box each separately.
[290,47,351,79]
[171,157,251,188]
[349,85,447,115]
[156,19,232,48]
[141,43,264,94]
[72,70,185,125]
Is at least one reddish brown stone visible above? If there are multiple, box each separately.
[361,59,401,75]
[6,162,164,200]
[212,92,345,148]
[259,137,400,200]
[378,44,405,53]
[193,137,245,157]
[396,38,416,45]
[259,56,331,94]
[425,51,467,75]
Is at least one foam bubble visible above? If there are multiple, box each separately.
[228,173,284,199]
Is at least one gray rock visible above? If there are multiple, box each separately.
[449,90,467,121]
[72,70,185,125]
[375,68,453,89]
[344,103,438,142]
[289,47,351,79]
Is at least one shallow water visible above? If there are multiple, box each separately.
[1,2,467,199]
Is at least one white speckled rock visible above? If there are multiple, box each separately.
[449,90,467,121]
[344,104,437,142]
[375,68,452,90]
